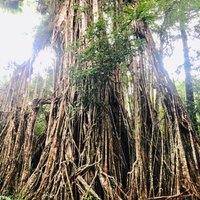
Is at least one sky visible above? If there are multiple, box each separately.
[163,29,200,80]
[0,2,41,81]
[0,2,199,84]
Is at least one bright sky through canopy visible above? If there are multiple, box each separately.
[0,3,41,80]
[0,2,199,82]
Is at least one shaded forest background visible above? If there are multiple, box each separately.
[0,0,200,199]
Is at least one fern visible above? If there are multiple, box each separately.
[136,0,157,23]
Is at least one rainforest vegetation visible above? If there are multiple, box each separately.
[0,0,200,199]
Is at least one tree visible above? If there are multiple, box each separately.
[157,0,200,129]
[180,28,197,128]
[0,0,199,199]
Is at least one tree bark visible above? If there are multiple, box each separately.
[0,1,199,199]
[180,29,197,129]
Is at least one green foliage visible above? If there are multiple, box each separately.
[34,105,50,137]
[156,0,200,29]
[136,0,157,23]
[175,80,186,104]
[175,78,200,132]
[0,196,12,200]
[0,195,22,200]
[73,2,90,13]
[0,195,23,200]
[71,15,141,106]
[193,78,200,131]
[34,112,46,137]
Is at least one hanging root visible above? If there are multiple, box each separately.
[0,1,199,199]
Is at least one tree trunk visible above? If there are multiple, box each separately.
[0,1,199,199]
[180,29,197,129]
